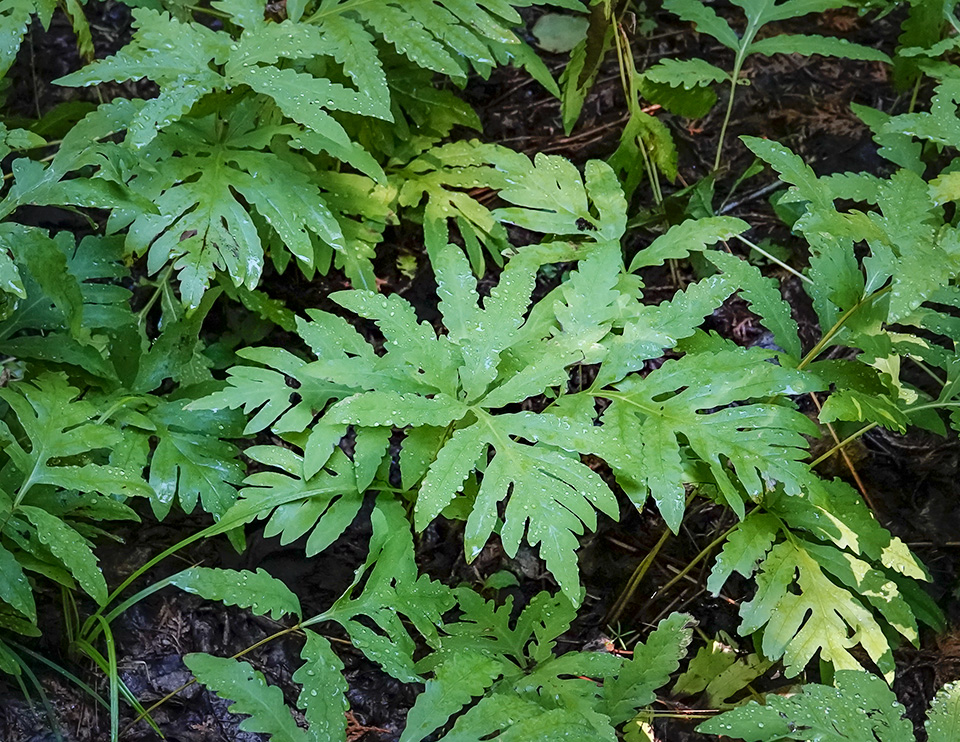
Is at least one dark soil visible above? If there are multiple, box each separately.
[2,2,958,741]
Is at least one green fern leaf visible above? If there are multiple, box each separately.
[704,250,802,357]
[0,374,152,501]
[141,396,246,519]
[18,505,107,605]
[698,670,913,741]
[600,612,695,724]
[115,105,353,309]
[663,0,739,49]
[293,630,348,741]
[242,447,363,557]
[600,346,821,527]
[495,157,626,242]
[327,498,456,682]
[748,34,891,62]
[707,512,781,594]
[329,391,468,428]
[464,434,617,601]
[419,593,691,740]
[740,540,897,678]
[597,274,736,387]
[643,58,729,88]
[0,0,57,77]
[818,389,910,433]
[401,651,506,742]
[0,544,35,623]
[745,136,960,324]
[170,567,301,620]
[184,653,310,742]
[927,681,960,742]
[627,216,749,271]
[441,695,599,742]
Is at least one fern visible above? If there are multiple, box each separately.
[699,670,960,741]
[181,546,695,741]
[43,0,576,305]
[660,0,889,167]
[0,373,149,622]
[170,567,301,620]
[199,151,940,678]
[5,2,960,734]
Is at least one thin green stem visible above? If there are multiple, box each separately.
[135,264,175,325]
[810,423,878,469]
[713,65,742,172]
[798,285,891,370]
[809,400,960,469]
[908,76,922,114]
[655,519,741,598]
[96,396,143,425]
[607,525,673,626]
[184,3,230,17]
[96,618,120,742]
[733,234,813,284]
[614,22,662,204]
[909,357,946,387]
[606,491,697,626]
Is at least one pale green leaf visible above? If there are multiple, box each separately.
[927,681,960,742]
[663,0,739,49]
[170,567,301,620]
[184,653,309,742]
[698,670,913,741]
[293,630,348,742]
[748,34,891,63]
[19,506,107,605]
[643,58,728,88]
[707,512,780,594]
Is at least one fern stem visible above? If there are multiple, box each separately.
[807,392,874,508]
[909,357,946,386]
[605,491,696,626]
[908,76,922,114]
[135,264,175,327]
[713,70,741,172]
[184,3,230,18]
[614,21,663,204]
[808,398,960,470]
[809,422,878,469]
[798,285,891,370]
[606,526,672,626]
[654,519,740,599]
[713,16,766,172]
[733,234,813,284]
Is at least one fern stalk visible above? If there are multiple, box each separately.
[714,14,768,170]
[798,285,892,370]
[615,23,663,203]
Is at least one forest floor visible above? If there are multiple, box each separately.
[2,2,960,741]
